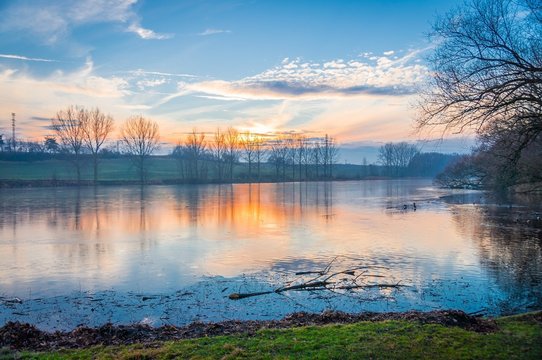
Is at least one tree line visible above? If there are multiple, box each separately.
[172,129,339,183]
[1,105,342,184]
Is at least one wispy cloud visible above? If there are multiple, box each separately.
[198,28,231,36]
[128,69,197,78]
[161,49,429,103]
[0,54,57,62]
[0,57,134,138]
[0,0,172,43]
[127,23,173,40]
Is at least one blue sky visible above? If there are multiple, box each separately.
[0,0,473,159]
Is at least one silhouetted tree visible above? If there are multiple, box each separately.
[81,107,114,184]
[120,115,159,184]
[225,127,240,181]
[419,0,542,187]
[184,129,207,182]
[52,105,86,182]
[44,136,59,153]
[240,131,257,180]
[212,128,226,182]
[378,142,419,176]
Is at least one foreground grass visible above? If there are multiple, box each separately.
[4,312,541,359]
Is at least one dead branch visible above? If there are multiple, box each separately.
[228,258,404,300]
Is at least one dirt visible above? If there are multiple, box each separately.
[0,310,500,351]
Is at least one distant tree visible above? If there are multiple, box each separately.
[253,135,267,181]
[44,136,60,153]
[52,105,86,182]
[407,152,459,177]
[171,142,188,180]
[378,143,395,170]
[268,137,288,181]
[18,140,44,153]
[211,128,226,182]
[224,127,240,181]
[184,129,207,182]
[283,135,297,180]
[378,142,419,176]
[81,107,114,184]
[240,131,257,180]
[309,139,323,179]
[120,115,159,183]
[295,135,307,181]
[322,134,339,179]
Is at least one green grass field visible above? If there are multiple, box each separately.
[0,158,181,181]
[0,158,370,183]
[3,312,541,359]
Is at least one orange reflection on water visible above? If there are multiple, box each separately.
[2,180,525,297]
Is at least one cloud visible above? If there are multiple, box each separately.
[0,54,57,62]
[127,23,173,40]
[198,28,232,36]
[0,57,134,138]
[136,77,167,90]
[160,49,428,103]
[383,50,395,56]
[0,0,171,43]
[128,69,197,78]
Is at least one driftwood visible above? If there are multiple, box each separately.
[229,257,406,300]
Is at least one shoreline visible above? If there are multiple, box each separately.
[0,309,504,351]
[0,177,397,188]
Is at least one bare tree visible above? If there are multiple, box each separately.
[418,0,542,160]
[82,107,114,184]
[309,139,323,179]
[120,115,159,184]
[378,142,419,176]
[224,127,240,181]
[240,131,257,180]
[211,128,226,182]
[268,136,289,181]
[322,134,339,179]
[184,129,207,182]
[52,105,86,182]
[253,135,267,181]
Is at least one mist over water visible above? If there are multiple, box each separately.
[1,180,541,329]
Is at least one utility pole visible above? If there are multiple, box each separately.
[11,112,16,152]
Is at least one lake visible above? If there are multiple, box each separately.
[1,180,541,330]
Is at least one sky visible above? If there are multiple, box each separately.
[0,0,474,161]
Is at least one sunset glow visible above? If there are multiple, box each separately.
[0,0,470,157]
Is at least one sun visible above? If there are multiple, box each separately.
[239,123,278,136]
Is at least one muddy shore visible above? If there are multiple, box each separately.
[0,310,500,351]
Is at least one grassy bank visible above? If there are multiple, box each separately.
[4,312,541,359]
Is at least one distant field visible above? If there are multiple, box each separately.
[0,158,181,181]
[0,158,377,183]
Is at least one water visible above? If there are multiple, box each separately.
[0,179,541,330]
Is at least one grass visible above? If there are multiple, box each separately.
[4,312,541,359]
[0,158,369,183]
[0,158,180,181]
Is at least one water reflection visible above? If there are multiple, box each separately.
[0,180,541,318]
[445,194,542,312]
